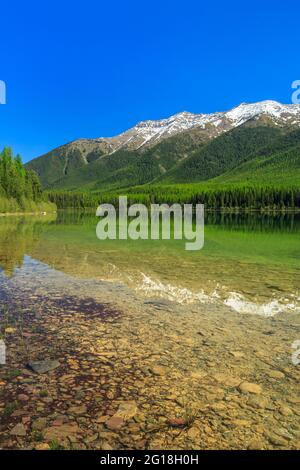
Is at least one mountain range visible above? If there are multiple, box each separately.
[26,100,300,191]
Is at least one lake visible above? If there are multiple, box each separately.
[0,211,299,449]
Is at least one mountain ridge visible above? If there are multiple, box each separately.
[87,100,300,153]
[26,100,300,191]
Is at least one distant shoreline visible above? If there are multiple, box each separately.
[56,207,300,214]
[0,211,57,217]
[0,208,299,217]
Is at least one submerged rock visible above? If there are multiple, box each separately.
[151,365,166,376]
[17,393,29,402]
[247,395,269,409]
[267,370,285,379]
[105,416,124,430]
[279,405,293,416]
[35,443,51,450]
[10,423,27,436]
[239,382,262,395]
[266,433,288,447]
[44,423,80,442]
[114,401,138,420]
[68,405,88,415]
[32,417,48,431]
[168,418,187,428]
[27,360,60,374]
[247,439,264,450]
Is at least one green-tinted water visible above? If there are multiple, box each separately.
[0,211,299,316]
[0,211,299,450]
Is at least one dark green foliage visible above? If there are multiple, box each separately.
[26,133,205,191]
[159,126,283,183]
[0,147,55,213]
[27,124,300,192]
[1,401,19,418]
[46,190,101,209]
[0,147,42,202]
[213,143,300,185]
[123,184,300,210]
[26,145,86,187]
[48,183,300,211]
[26,142,107,188]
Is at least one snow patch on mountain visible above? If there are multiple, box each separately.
[95,100,300,152]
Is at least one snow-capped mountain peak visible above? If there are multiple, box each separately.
[94,100,300,153]
[225,100,300,126]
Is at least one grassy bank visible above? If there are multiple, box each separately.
[0,147,57,214]
[0,196,56,214]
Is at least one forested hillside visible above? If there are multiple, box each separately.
[0,147,56,213]
[27,123,300,192]
[158,126,283,183]
[29,132,206,191]
[212,131,300,185]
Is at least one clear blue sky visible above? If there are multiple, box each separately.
[0,0,300,162]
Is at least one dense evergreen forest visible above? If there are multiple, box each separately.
[27,124,300,191]
[47,183,300,211]
[0,147,56,213]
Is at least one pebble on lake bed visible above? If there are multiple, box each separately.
[27,360,60,374]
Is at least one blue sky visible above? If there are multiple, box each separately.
[0,0,300,162]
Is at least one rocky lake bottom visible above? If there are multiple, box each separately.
[0,256,299,450]
[0,213,299,450]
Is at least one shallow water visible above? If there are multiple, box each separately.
[0,211,299,316]
[0,212,299,450]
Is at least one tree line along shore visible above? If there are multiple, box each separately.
[47,184,300,212]
[1,146,299,214]
[0,147,56,214]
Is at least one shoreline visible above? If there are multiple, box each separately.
[53,206,300,214]
[0,211,57,217]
